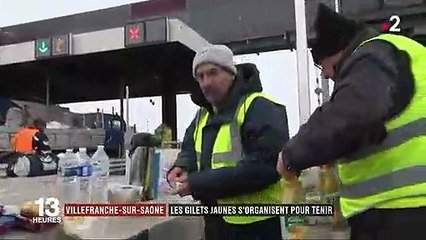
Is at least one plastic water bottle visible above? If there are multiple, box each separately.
[90,147,103,180]
[125,150,131,185]
[57,153,65,177]
[77,148,92,176]
[57,149,80,204]
[90,157,104,203]
[90,146,109,203]
[91,145,109,177]
[77,148,92,203]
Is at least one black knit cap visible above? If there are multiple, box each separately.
[311,3,363,64]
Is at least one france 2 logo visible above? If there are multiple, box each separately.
[382,15,401,33]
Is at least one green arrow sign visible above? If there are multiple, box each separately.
[39,41,49,53]
[35,38,51,58]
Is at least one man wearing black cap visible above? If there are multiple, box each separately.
[277,3,426,240]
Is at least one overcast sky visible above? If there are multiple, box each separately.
[0,0,326,140]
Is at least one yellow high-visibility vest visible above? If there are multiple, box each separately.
[193,92,285,224]
[338,34,426,219]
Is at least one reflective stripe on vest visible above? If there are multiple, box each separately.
[338,34,426,218]
[193,92,284,224]
[14,128,38,153]
[340,117,426,163]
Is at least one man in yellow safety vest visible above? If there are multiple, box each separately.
[167,44,290,240]
[277,3,426,240]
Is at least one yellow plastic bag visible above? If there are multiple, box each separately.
[319,164,346,229]
[281,179,304,204]
[320,165,339,195]
[281,178,308,240]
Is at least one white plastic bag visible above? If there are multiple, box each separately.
[13,156,30,177]
[5,107,24,128]
[157,149,180,199]
[40,155,57,172]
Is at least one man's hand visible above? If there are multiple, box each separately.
[277,152,298,181]
[175,182,191,197]
[175,174,191,197]
[167,167,187,182]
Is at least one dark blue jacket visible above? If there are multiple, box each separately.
[173,63,289,204]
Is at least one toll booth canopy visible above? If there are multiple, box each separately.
[0,18,210,140]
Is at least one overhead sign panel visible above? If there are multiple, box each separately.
[52,34,71,56]
[35,38,51,58]
[125,22,145,47]
[145,18,168,43]
[35,34,72,59]
[125,18,168,48]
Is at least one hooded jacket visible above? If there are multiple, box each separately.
[282,27,417,171]
[174,63,289,203]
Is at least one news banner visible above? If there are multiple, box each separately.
[32,198,333,223]
[64,203,333,217]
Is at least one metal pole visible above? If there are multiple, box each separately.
[101,109,105,129]
[46,75,50,106]
[119,81,125,158]
[126,86,130,129]
[335,0,340,13]
[315,74,322,106]
[321,76,330,103]
[120,97,124,121]
[294,0,311,125]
